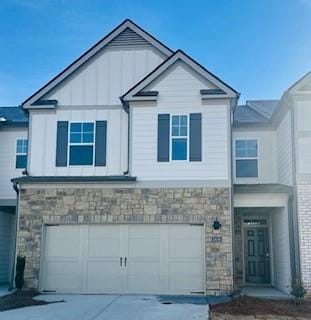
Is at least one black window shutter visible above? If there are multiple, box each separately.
[56,121,68,167]
[95,121,107,166]
[157,114,170,162]
[190,113,202,161]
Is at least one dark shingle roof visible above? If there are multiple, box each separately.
[234,100,279,127]
[0,107,28,126]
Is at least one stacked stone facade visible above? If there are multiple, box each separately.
[16,185,232,295]
[297,181,311,291]
[233,212,243,288]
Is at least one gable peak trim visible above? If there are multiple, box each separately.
[122,49,239,101]
[22,19,173,108]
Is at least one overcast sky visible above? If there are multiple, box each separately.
[0,0,311,105]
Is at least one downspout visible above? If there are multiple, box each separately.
[230,95,239,292]
[10,181,20,290]
[120,97,130,176]
[284,93,302,288]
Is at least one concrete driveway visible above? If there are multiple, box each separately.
[0,294,209,320]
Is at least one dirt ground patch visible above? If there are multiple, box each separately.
[210,296,311,320]
[0,290,63,312]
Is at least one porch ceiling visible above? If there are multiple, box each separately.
[234,184,292,194]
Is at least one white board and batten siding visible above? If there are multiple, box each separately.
[28,108,128,176]
[28,44,167,177]
[45,48,164,106]
[233,130,278,184]
[0,128,28,199]
[130,62,231,182]
[276,111,293,185]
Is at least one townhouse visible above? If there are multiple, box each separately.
[0,19,310,296]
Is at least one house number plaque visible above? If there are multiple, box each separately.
[211,236,222,243]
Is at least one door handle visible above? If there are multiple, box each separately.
[124,257,127,267]
[120,257,122,266]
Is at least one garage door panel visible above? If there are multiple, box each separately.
[45,274,81,291]
[88,225,121,258]
[128,225,160,238]
[88,239,120,258]
[86,261,121,292]
[42,224,205,294]
[169,225,203,239]
[128,238,160,258]
[169,239,204,258]
[127,262,161,293]
[88,225,119,237]
[45,240,80,258]
[44,261,81,291]
[168,262,204,293]
[45,226,81,258]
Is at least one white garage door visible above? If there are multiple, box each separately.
[41,224,205,294]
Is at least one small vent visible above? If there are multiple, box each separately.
[106,28,151,49]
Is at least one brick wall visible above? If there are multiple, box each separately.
[16,186,232,295]
[297,181,311,291]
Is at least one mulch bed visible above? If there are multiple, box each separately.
[210,296,311,318]
[0,290,63,312]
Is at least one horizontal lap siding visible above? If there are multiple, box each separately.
[296,100,311,175]
[29,108,128,176]
[0,128,28,199]
[131,63,230,181]
[233,130,278,184]
[276,111,293,185]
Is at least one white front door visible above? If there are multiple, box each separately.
[42,224,205,294]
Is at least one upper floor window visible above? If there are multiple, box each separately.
[69,122,94,165]
[171,115,188,160]
[16,139,28,169]
[235,139,258,178]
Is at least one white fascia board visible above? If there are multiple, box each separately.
[123,50,239,101]
[201,94,233,100]
[23,104,56,110]
[287,71,311,95]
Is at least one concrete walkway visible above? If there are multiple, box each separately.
[0,294,209,320]
[241,286,290,299]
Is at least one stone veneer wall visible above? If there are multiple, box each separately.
[233,212,243,288]
[16,186,232,295]
[297,181,311,291]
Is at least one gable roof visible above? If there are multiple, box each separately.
[22,19,173,108]
[122,50,239,102]
[287,71,311,94]
[233,99,280,127]
[246,100,279,118]
[0,106,28,127]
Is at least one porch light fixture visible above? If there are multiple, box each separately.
[213,218,222,230]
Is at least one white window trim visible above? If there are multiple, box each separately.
[15,138,28,169]
[68,122,95,166]
[170,114,189,162]
[234,138,259,179]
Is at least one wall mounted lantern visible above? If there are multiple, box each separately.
[213,218,222,230]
